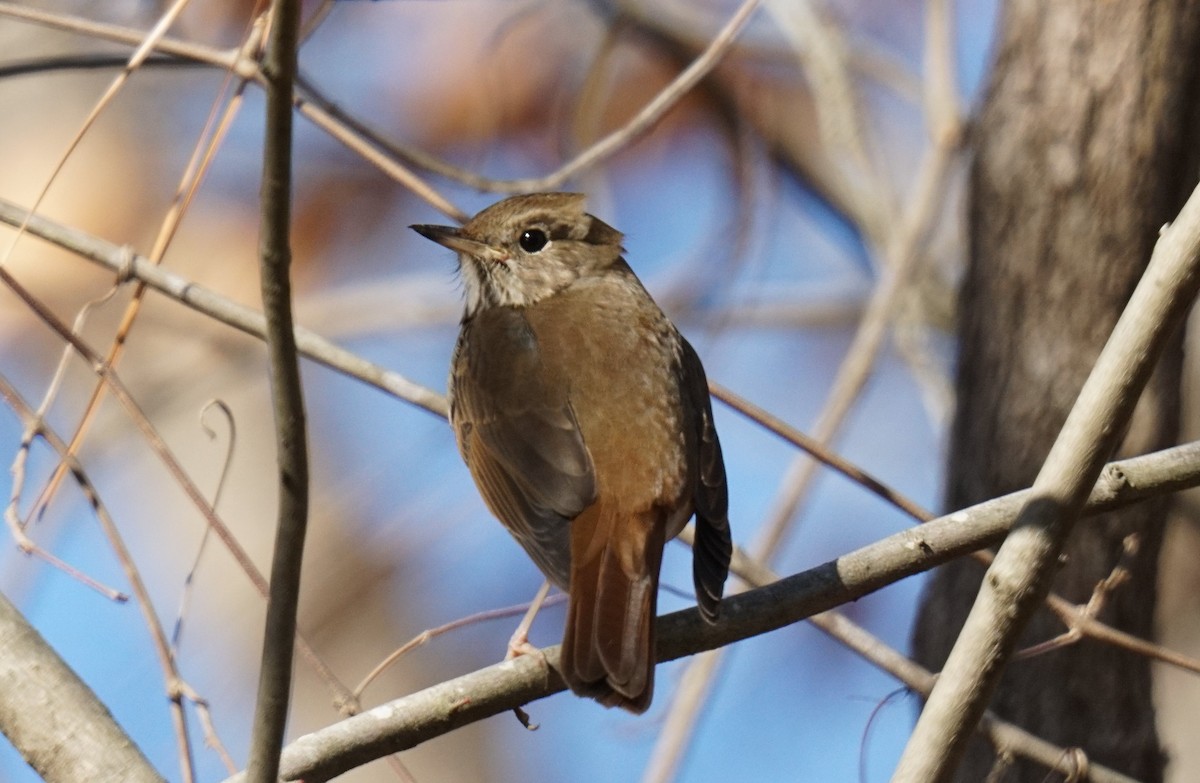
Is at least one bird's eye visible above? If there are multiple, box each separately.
[519,228,548,253]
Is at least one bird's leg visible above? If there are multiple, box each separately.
[506,579,552,659]
[507,580,554,730]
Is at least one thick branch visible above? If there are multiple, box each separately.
[0,590,165,783]
[219,441,1200,782]
[895,182,1200,780]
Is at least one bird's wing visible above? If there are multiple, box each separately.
[451,308,596,588]
[679,337,731,621]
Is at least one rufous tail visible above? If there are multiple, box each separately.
[560,504,666,713]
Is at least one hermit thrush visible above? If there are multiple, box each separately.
[412,193,731,712]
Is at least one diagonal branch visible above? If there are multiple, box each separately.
[5,196,1198,690]
[4,193,1200,782]
[220,440,1200,782]
[0,236,355,714]
[0,195,448,418]
[7,196,1200,676]
[893,181,1200,782]
[0,590,166,783]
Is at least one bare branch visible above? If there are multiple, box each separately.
[723,525,1141,783]
[809,613,1137,783]
[220,440,1200,781]
[247,2,309,781]
[0,1,465,221]
[336,0,764,194]
[0,590,166,783]
[894,181,1200,782]
[4,196,1197,707]
[0,374,198,780]
[0,196,448,418]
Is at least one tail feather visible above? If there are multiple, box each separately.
[560,504,665,713]
[693,508,731,623]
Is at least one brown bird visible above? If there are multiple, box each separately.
[412,193,730,712]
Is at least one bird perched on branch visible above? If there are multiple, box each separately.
[413,193,731,712]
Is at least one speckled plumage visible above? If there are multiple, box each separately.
[413,193,730,712]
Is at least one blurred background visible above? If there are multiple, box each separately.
[7,1,1190,782]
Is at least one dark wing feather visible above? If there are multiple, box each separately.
[452,308,596,589]
[679,337,731,622]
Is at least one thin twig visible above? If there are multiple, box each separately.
[0,221,356,712]
[246,2,308,781]
[295,0,761,196]
[0,2,249,74]
[0,0,203,774]
[0,1,464,221]
[23,3,265,540]
[0,375,195,780]
[3,288,129,599]
[716,528,1139,783]
[179,681,239,775]
[710,383,930,520]
[351,593,567,706]
[21,274,123,531]
[1051,596,1200,675]
[0,196,448,418]
[0,51,200,80]
[173,400,238,654]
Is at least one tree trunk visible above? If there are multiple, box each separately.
[912,1,1200,780]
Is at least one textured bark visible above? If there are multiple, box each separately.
[912,2,1200,781]
[0,591,164,783]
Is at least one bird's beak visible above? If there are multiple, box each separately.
[411,224,506,263]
